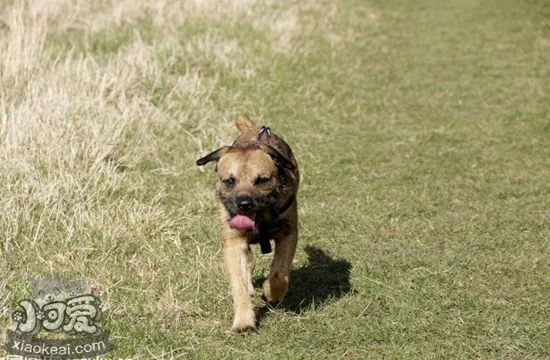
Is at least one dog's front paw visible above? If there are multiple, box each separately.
[232,324,257,334]
[232,310,257,334]
[262,276,288,303]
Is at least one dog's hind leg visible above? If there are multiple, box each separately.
[223,235,256,332]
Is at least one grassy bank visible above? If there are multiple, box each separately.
[1,0,549,358]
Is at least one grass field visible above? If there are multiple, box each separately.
[1,0,549,358]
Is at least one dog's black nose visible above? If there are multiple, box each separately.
[237,197,254,212]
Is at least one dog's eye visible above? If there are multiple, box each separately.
[254,176,270,186]
[222,177,235,187]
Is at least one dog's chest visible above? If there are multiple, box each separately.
[248,211,290,253]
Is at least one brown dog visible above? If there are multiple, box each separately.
[196,114,299,332]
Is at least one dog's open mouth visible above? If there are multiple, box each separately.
[228,214,256,230]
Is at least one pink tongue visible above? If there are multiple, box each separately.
[229,215,255,230]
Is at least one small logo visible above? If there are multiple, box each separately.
[3,275,114,359]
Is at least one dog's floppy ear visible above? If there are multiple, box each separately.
[196,146,231,166]
[263,145,295,171]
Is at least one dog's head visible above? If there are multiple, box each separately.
[196,143,294,231]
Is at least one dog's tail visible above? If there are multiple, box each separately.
[235,114,256,134]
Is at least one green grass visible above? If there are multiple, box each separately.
[1,0,549,358]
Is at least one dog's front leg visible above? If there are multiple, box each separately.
[223,233,256,332]
[263,213,298,303]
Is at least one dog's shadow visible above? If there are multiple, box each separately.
[254,245,352,325]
